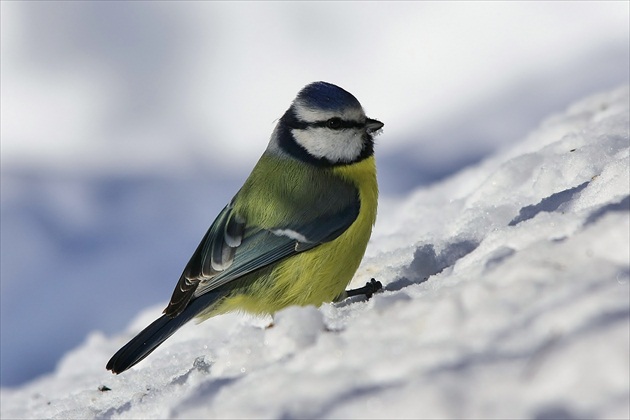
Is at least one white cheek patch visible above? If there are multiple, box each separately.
[294,100,365,123]
[292,127,364,162]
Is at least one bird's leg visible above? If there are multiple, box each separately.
[336,278,382,301]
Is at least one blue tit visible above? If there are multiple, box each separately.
[107,81,383,374]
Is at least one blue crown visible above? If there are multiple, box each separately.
[296,81,362,111]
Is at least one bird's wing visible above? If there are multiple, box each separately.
[163,194,360,317]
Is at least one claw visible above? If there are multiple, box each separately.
[344,278,383,300]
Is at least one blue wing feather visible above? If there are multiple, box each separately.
[163,192,359,317]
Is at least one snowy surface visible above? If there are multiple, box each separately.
[2,2,629,388]
[2,85,628,419]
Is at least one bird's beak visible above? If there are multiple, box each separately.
[366,118,384,133]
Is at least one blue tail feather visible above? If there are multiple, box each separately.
[106,292,221,374]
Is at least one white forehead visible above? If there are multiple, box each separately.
[293,98,366,123]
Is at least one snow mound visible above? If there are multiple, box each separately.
[2,86,628,419]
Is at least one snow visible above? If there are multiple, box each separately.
[2,85,628,419]
[2,2,629,389]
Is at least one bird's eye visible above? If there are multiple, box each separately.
[326,118,343,129]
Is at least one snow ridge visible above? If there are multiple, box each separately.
[1,86,628,419]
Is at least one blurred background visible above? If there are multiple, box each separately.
[1,1,628,387]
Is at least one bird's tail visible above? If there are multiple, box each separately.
[106,292,221,374]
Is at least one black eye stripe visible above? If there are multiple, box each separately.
[289,119,365,130]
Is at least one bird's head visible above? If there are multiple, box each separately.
[273,81,383,166]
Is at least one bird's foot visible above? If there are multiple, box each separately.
[343,278,382,300]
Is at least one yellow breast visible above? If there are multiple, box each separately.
[211,157,378,316]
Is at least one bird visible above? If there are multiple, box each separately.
[106,81,384,374]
